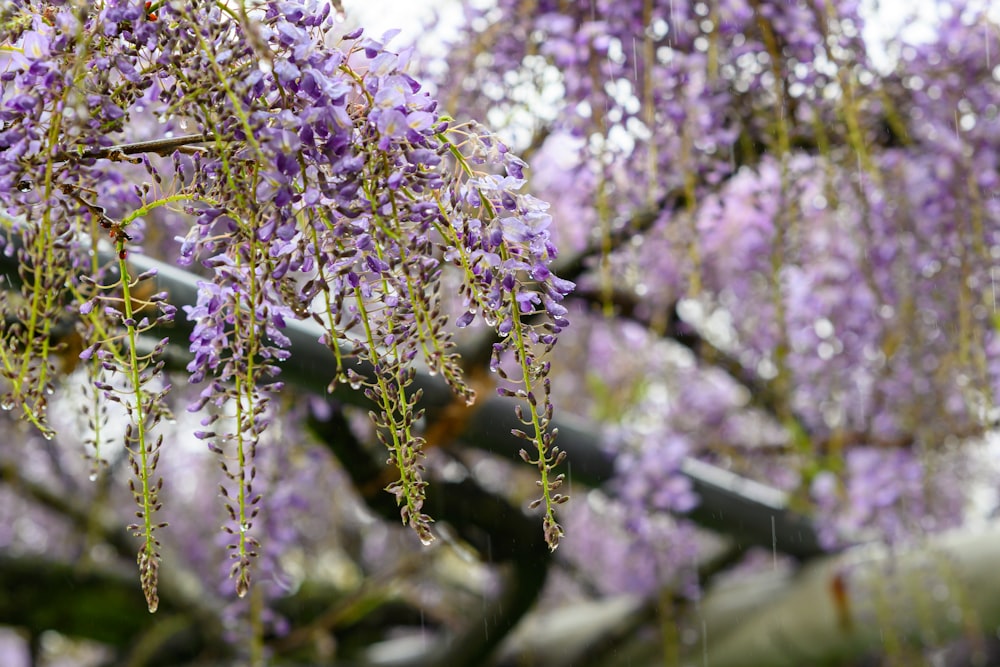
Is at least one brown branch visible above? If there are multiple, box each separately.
[0,461,225,645]
[0,460,133,557]
[0,208,826,560]
[303,405,551,667]
[52,133,212,163]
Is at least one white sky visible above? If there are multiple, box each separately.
[342,0,989,55]
[342,0,460,45]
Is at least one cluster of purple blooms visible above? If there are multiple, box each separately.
[432,0,1000,591]
[0,0,573,610]
[5,0,1000,660]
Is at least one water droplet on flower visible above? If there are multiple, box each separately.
[179,119,188,130]
[0,399,13,410]
[17,180,32,192]
[419,535,435,546]
[349,380,362,390]
[89,472,98,482]
[240,522,250,533]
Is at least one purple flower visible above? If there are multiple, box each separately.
[375,108,408,142]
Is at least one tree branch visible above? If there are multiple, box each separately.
[0,219,825,558]
[688,521,1000,667]
[0,553,221,665]
[304,404,550,667]
[51,133,212,163]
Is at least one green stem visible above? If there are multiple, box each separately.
[119,245,159,613]
[231,237,260,597]
[353,285,425,536]
[508,274,562,549]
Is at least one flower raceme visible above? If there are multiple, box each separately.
[426,0,1000,584]
[0,0,572,608]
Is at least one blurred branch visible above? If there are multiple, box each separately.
[305,406,550,667]
[0,465,225,661]
[0,553,220,665]
[493,595,653,667]
[0,553,153,643]
[481,522,1000,667]
[0,223,825,559]
[0,460,133,557]
[686,521,1000,667]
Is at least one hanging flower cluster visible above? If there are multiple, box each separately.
[0,0,572,609]
[431,0,1000,583]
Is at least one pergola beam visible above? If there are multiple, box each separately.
[0,224,824,558]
